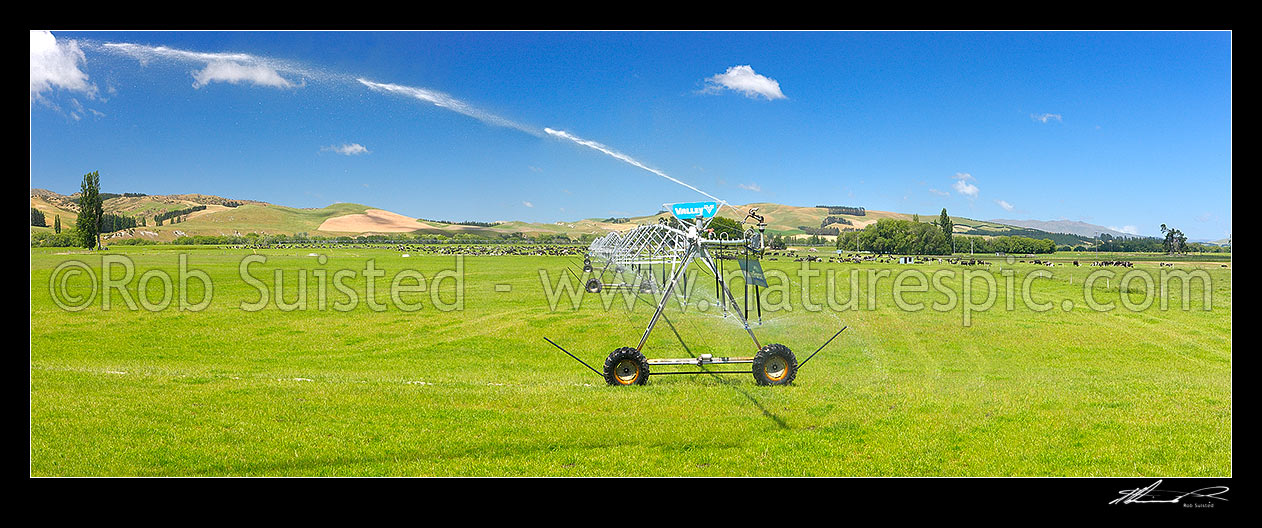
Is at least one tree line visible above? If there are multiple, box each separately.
[835,217,955,255]
[416,218,504,227]
[101,212,141,232]
[154,205,206,225]
[820,216,853,227]
[952,234,1056,255]
[1086,231,1224,254]
[835,221,1059,255]
[799,225,841,236]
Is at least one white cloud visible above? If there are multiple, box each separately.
[995,199,1014,211]
[30,30,96,100]
[951,173,979,198]
[97,41,314,91]
[321,143,370,156]
[738,182,762,192]
[929,189,950,197]
[1031,113,1063,124]
[1109,225,1141,235]
[522,201,534,208]
[193,61,295,89]
[702,65,786,101]
[952,181,979,198]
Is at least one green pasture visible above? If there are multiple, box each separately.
[30,246,1231,476]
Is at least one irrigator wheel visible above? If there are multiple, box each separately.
[752,344,797,386]
[585,278,602,293]
[603,347,650,386]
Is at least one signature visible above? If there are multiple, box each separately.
[1110,480,1230,505]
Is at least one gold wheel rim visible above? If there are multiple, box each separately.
[764,356,788,381]
[614,359,640,384]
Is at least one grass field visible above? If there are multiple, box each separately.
[30,245,1231,476]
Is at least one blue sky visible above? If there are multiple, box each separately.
[30,31,1231,240]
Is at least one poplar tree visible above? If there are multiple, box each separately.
[75,171,103,249]
[938,208,954,251]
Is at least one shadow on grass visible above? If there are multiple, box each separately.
[659,311,789,430]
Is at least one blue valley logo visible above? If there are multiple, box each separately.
[669,201,719,220]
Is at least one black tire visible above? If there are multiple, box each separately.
[604,347,650,386]
[752,344,797,386]
[585,278,602,293]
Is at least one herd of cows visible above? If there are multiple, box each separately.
[219,241,1161,269]
[227,241,586,257]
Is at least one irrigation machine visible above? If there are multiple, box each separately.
[546,201,846,386]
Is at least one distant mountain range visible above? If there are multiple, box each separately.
[988,218,1138,239]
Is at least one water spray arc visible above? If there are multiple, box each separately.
[543,128,733,209]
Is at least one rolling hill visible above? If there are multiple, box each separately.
[31,188,1101,244]
[29,189,642,242]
